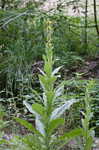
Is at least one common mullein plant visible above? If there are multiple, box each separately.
[14,18,82,150]
[81,80,95,150]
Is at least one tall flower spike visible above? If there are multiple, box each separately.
[45,18,53,53]
[43,18,54,76]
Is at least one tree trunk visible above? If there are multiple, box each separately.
[93,0,99,37]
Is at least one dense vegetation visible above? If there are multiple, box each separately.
[0,0,99,150]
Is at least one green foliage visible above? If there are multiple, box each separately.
[0,104,8,145]
[13,50,96,150]
[56,51,84,69]
[0,2,98,149]
[81,80,95,150]
[53,15,82,54]
[63,76,98,137]
[0,6,98,96]
[13,19,82,150]
[92,80,99,136]
[20,50,80,150]
[0,105,7,130]
[0,4,45,94]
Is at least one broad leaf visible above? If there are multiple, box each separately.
[32,103,45,117]
[60,128,83,141]
[0,139,9,145]
[35,117,45,136]
[23,101,45,136]
[50,99,77,120]
[48,118,65,134]
[52,128,83,150]
[39,75,47,90]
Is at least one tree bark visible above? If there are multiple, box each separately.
[93,0,99,37]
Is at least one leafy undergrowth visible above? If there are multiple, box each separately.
[0,56,99,150]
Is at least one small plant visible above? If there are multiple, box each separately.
[81,80,95,150]
[0,104,8,145]
[0,104,8,131]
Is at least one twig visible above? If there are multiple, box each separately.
[2,11,28,28]
[69,23,99,28]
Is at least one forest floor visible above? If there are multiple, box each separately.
[61,56,99,80]
[74,57,99,79]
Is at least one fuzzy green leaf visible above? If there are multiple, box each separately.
[48,118,65,134]
[60,128,83,141]
[23,101,45,136]
[32,103,45,117]
[35,117,45,136]
[50,99,77,120]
